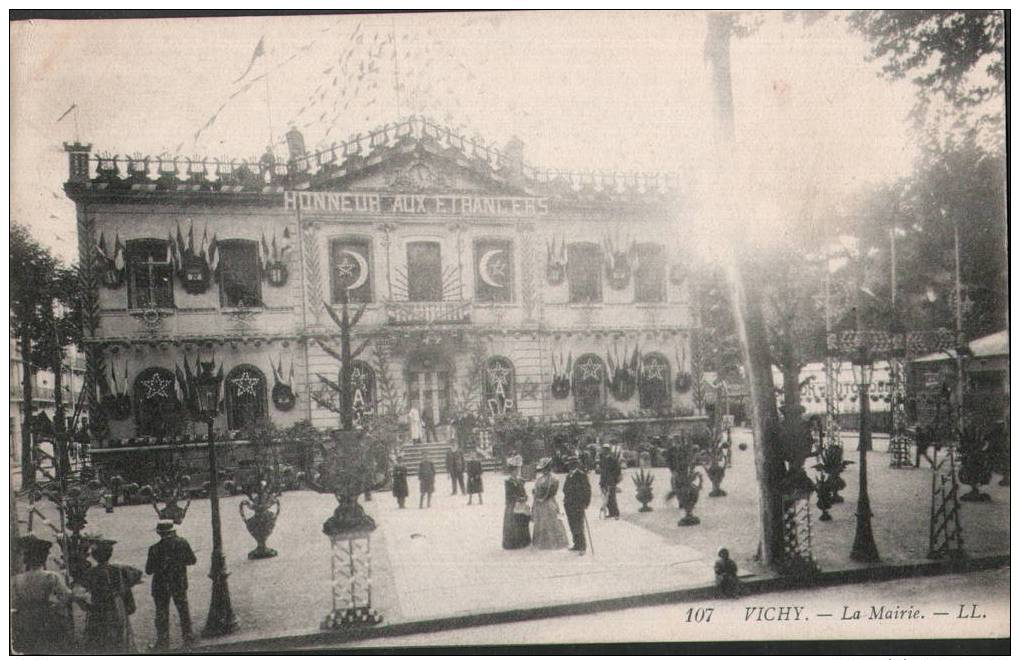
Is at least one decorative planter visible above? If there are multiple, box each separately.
[265,261,289,287]
[706,462,727,497]
[240,498,280,560]
[632,469,655,512]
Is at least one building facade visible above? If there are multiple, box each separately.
[9,338,87,465]
[65,117,697,467]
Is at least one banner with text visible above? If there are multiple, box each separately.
[285,191,549,217]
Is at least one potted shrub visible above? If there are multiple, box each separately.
[814,474,834,521]
[816,444,852,504]
[632,469,655,512]
[666,440,703,526]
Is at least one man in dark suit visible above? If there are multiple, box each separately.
[445,444,466,495]
[562,457,592,554]
[598,444,621,519]
[146,521,197,649]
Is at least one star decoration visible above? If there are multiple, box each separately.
[487,257,507,282]
[578,358,602,381]
[643,361,666,382]
[141,372,172,399]
[231,371,261,398]
[335,257,357,279]
[487,363,511,388]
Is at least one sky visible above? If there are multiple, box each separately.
[10,10,919,264]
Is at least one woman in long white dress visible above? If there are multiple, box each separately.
[531,457,569,550]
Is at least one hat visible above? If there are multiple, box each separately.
[17,534,53,554]
[156,521,176,534]
[536,457,553,472]
[565,455,580,467]
[507,455,523,468]
[91,538,117,548]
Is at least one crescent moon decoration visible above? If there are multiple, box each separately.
[340,249,369,290]
[478,249,506,288]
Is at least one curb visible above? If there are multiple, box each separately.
[191,553,1010,652]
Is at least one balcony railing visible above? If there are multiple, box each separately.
[384,301,472,326]
[10,385,56,401]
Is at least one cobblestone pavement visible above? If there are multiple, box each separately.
[12,428,1009,651]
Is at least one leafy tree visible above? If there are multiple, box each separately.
[11,224,64,488]
[849,10,1005,147]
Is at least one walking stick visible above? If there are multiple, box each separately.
[583,510,595,556]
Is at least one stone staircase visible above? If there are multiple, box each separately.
[400,443,501,477]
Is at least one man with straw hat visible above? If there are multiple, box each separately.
[145,521,197,649]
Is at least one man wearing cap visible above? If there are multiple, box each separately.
[146,521,197,649]
[598,444,622,519]
[562,457,591,554]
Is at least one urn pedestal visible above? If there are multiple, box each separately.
[322,531,383,629]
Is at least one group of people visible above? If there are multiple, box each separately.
[390,444,485,509]
[12,520,199,653]
[503,444,624,555]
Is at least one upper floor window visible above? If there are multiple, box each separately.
[133,367,180,436]
[218,240,262,308]
[127,239,174,309]
[567,242,602,304]
[483,356,516,415]
[330,238,373,304]
[226,364,267,431]
[474,239,514,303]
[406,241,444,302]
[633,243,666,303]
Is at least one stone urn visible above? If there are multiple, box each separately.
[670,470,703,526]
[239,483,281,560]
[631,469,654,512]
[706,461,727,497]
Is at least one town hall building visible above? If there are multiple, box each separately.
[64,116,698,476]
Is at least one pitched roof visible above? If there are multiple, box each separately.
[913,329,1009,363]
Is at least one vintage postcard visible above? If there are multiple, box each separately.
[9,9,1008,654]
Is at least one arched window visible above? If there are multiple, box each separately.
[133,367,180,437]
[567,242,603,303]
[639,353,672,413]
[343,360,376,414]
[483,356,516,415]
[225,365,268,431]
[572,353,605,413]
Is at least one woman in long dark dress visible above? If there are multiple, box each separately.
[502,455,531,549]
[392,453,410,509]
[80,539,143,652]
[12,536,74,654]
[466,452,484,505]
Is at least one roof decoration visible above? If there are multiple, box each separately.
[71,115,679,202]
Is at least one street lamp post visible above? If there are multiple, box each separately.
[194,363,237,637]
[850,345,880,563]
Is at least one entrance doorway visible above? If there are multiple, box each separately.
[405,352,452,444]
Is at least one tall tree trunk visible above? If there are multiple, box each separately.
[19,331,35,491]
[705,12,786,568]
[52,352,69,479]
[781,362,803,413]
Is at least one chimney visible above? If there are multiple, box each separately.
[286,127,307,162]
[502,136,524,176]
[64,142,92,184]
